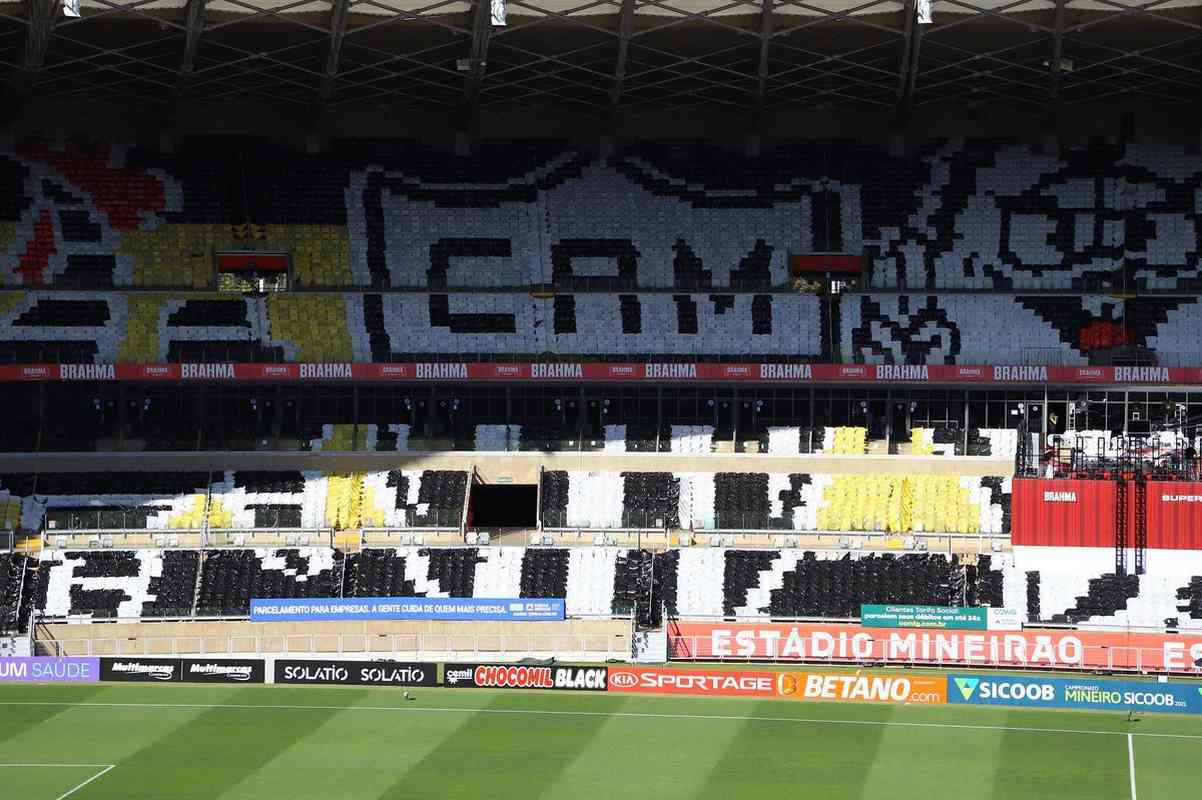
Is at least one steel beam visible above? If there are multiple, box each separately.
[898,0,923,126]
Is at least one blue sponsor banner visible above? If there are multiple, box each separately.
[948,674,1202,715]
[250,596,566,622]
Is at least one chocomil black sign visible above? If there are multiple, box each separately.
[100,657,265,684]
[444,663,608,692]
[274,660,437,687]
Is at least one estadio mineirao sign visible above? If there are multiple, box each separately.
[274,660,437,687]
[443,663,608,691]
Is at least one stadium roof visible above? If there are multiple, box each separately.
[2,0,1201,129]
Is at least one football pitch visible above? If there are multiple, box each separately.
[1,682,1199,800]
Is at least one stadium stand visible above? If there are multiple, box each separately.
[0,552,28,631]
[539,470,1010,533]
[4,138,1200,294]
[4,290,1202,366]
[0,470,469,533]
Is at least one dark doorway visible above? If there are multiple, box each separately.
[470,484,538,528]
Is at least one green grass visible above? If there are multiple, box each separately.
[1,682,1199,799]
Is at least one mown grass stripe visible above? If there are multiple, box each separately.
[378,693,624,800]
[87,688,370,800]
[1,700,1198,740]
[0,686,108,749]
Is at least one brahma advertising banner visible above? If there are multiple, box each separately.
[670,622,1202,673]
[250,597,565,622]
[274,660,438,687]
[444,663,608,691]
[0,657,100,683]
[100,657,265,684]
[948,674,1202,715]
[607,666,946,705]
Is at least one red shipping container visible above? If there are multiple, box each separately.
[1011,478,1116,548]
[1143,481,1202,551]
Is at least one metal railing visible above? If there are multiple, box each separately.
[35,631,631,662]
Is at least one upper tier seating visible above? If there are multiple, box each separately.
[540,470,1011,533]
[5,290,1201,365]
[4,137,1198,293]
[0,470,469,533]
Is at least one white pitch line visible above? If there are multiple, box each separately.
[0,764,117,800]
[1128,733,1138,800]
[1,700,1200,741]
[55,764,115,800]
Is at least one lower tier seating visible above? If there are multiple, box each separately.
[1003,546,1202,632]
[0,552,29,631]
[540,470,1011,533]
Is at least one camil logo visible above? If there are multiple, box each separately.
[1043,491,1077,502]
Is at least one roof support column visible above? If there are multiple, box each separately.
[2,0,59,125]
[602,0,636,155]
[456,0,495,155]
[309,0,352,152]
[163,0,208,151]
[747,0,773,157]
[1043,0,1067,154]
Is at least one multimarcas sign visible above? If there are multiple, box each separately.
[444,663,609,691]
[948,674,1202,714]
[99,657,265,684]
[670,622,1202,672]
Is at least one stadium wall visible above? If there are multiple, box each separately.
[35,618,631,661]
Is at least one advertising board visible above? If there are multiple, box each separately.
[0,657,100,683]
[443,663,608,691]
[948,674,1202,715]
[775,672,947,705]
[861,605,989,630]
[607,666,947,705]
[670,622,1202,673]
[607,667,779,698]
[274,660,438,687]
[250,597,565,622]
[181,658,265,684]
[99,657,181,682]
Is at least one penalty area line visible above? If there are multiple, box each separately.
[0,764,116,800]
[1,700,1201,741]
[1128,733,1138,800]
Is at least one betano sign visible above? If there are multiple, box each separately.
[671,623,1202,673]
